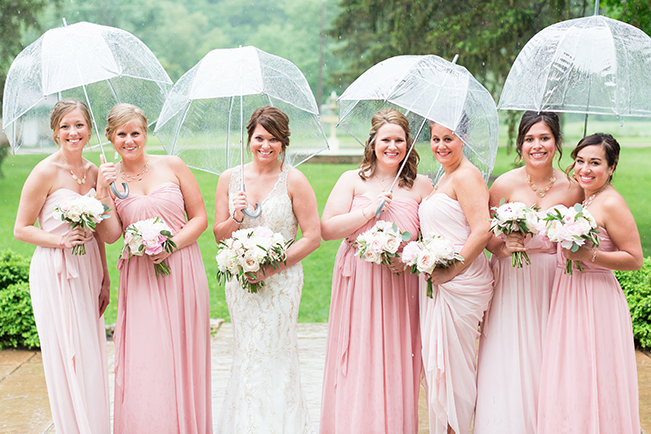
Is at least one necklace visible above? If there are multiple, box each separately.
[376,174,392,191]
[582,183,609,208]
[119,160,149,183]
[526,172,555,198]
[61,154,86,185]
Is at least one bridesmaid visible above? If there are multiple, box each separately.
[537,133,641,434]
[97,103,212,433]
[419,121,493,434]
[474,111,582,434]
[14,98,110,434]
[320,109,432,434]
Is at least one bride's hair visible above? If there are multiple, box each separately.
[50,98,92,147]
[358,108,419,188]
[105,103,148,143]
[246,106,291,163]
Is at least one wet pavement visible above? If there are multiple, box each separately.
[2,323,649,434]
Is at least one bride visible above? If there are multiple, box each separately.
[213,106,321,433]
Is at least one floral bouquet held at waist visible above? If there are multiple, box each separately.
[54,194,110,255]
[489,200,541,268]
[539,204,600,275]
[401,233,464,298]
[216,226,293,293]
[122,217,177,278]
[354,220,411,268]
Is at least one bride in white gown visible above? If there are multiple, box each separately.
[213,106,321,434]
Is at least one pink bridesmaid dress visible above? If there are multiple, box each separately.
[320,196,421,434]
[113,182,212,434]
[29,188,110,434]
[537,228,639,434]
[474,232,557,434]
[418,193,493,434]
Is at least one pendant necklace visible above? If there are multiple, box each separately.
[61,154,86,185]
[376,174,392,191]
[119,159,149,183]
[582,183,609,208]
[526,171,555,198]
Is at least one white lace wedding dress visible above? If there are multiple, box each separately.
[217,165,315,434]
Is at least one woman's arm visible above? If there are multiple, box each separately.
[430,166,491,285]
[95,155,123,244]
[485,174,525,257]
[213,169,243,242]
[320,171,390,241]
[95,232,111,317]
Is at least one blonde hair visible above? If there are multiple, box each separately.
[358,108,419,188]
[105,103,148,143]
[50,99,92,147]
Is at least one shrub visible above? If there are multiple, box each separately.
[616,257,651,350]
[0,249,30,290]
[0,281,40,349]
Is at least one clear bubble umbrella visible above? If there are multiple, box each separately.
[338,54,499,217]
[2,20,173,197]
[154,46,329,218]
[498,2,651,136]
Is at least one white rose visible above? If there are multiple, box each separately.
[416,251,435,274]
[363,250,382,264]
[242,253,260,273]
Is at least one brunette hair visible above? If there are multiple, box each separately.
[50,99,92,147]
[105,103,148,143]
[358,109,419,188]
[246,106,291,163]
[515,111,563,162]
[566,133,620,182]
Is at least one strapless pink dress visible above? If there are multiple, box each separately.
[418,193,493,434]
[320,196,421,434]
[113,182,212,434]
[537,228,639,434]
[30,188,110,434]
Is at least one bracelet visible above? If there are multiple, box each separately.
[591,249,598,263]
[361,207,371,220]
[231,211,243,224]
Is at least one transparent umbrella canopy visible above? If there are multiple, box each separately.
[2,21,173,155]
[498,7,651,134]
[338,54,499,185]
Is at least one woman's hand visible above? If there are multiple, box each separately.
[60,227,94,249]
[428,265,458,286]
[561,246,592,262]
[97,155,118,192]
[98,274,110,317]
[389,255,405,274]
[231,190,248,222]
[501,232,526,256]
[149,249,173,265]
[245,265,277,284]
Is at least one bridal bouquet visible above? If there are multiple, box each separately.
[122,217,177,278]
[489,200,541,268]
[54,194,110,255]
[401,233,464,298]
[539,204,601,274]
[216,226,293,293]
[354,220,410,267]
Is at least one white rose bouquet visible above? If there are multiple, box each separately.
[215,226,293,293]
[354,220,411,268]
[401,233,464,298]
[122,217,177,278]
[489,200,542,268]
[539,204,601,274]
[54,194,110,255]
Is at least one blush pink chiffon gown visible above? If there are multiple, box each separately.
[418,193,493,434]
[474,232,557,434]
[537,228,639,434]
[320,196,421,434]
[29,188,110,434]
[113,182,212,434]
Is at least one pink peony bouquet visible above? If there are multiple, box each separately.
[539,204,601,274]
[122,217,177,278]
[215,226,293,293]
[401,233,464,298]
[489,200,542,268]
[54,194,110,255]
[354,220,411,268]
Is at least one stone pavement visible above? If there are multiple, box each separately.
[2,323,650,433]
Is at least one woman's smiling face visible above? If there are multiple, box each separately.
[430,123,463,166]
[373,122,407,168]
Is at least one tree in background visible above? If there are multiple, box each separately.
[601,0,651,33]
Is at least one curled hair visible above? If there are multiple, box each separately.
[358,109,419,188]
[515,111,563,163]
[566,133,620,182]
[50,98,92,147]
[105,103,148,143]
[246,106,291,163]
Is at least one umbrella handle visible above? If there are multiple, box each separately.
[110,182,129,199]
[242,203,262,218]
[375,200,385,219]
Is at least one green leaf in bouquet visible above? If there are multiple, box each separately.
[499,197,506,206]
[401,231,411,242]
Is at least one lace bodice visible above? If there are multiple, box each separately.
[228,165,298,241]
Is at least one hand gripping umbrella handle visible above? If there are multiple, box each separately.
[375,200,385,219]
[242,204,262,218]
[110,182,129,199]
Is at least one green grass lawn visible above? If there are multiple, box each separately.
[2,145,650,323]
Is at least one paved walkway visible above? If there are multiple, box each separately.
[1,323,650,433]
